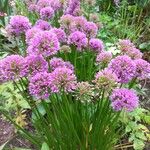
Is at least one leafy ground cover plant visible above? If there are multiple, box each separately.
[0,0,150,149]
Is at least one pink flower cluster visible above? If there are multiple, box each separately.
[50,57,74,71]
[65,0,80,16]
[50,28,67,43]
[29,67,77,99]
[108,55,136,83]
[28,0,63,20]
[22,55,48,77]
[49,67,77,93]
[6,15,31,36]
[118,39,143,60]
[94,69,118,89]
[96,51,112,65]
[40,6,54,20]
[34,19,52,30]
[27,31,60,57]
[68,31,88,50]
[0,55,25,82]
[110,88,139,111]
[60,15,98,38]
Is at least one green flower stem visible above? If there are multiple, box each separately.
[21,34,26,56]
[129,78,137,89]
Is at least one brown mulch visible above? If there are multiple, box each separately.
[0,115,14,145]
[0,114,34,149]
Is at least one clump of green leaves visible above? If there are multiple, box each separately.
[0,82,30,128]
[120,108,150,150]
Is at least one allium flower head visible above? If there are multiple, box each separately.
[50,28,66,43]
[89,38,104,53]
[27,31,60,57]
[50,57,74,71]
[94,69,118,90]
[110,88,139,112]
[68,31,88,50]
[108,55,136,83]
[76,82,93,102]
[29,72,51,99]
[34,19,51,30]
[50,67,77,93]
[37,0,51,10]
[0,55,25,82]
[71,16,87,32]
[125,48,143,60]
[23,55,48,76]
[50,0,62,11]
[134,59,150,80]
[65,0,80,16]
[26,27,42,44]
[40,6,54,20]
[28,4,39,12]
[96,51,112,64]
[90,13,99,23]
[60,45,71,53]
[60,14,74,32]
[83,21,98,38]
[118,39,135,52]
[6,15,31,36]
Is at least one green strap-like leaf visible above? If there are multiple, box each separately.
[41,142,50,150]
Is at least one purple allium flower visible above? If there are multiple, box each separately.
[60,14,74,32]
[27,31,60,57]
[36,0,51,10]
[49,0,62,11]
[49,67,77,93]
[28,4,39,12]
[108,55,136,83]
[118,39,135,53]
[68,31,88,50]
[94,69,118,90]
[29,72,51,99]
[50,57,74,71]
[76,81,94,102]
[134,59,150,80]
[40,6,54,20]
[89,38,104,53]
[50,28,66,43]
[6,15,31,36]
[23,55,48,76]
[125,48,143,60]
[83,21,98,38]
[96,51,112,64]
[71,16,87,32]
[110,88,139,112]
[0,55,25,82]
[26,27,42,44]
[65,0,80,16]
[34,19,51,30]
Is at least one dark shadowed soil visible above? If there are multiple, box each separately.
[0,115,14,145]
[0,114,34,149]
